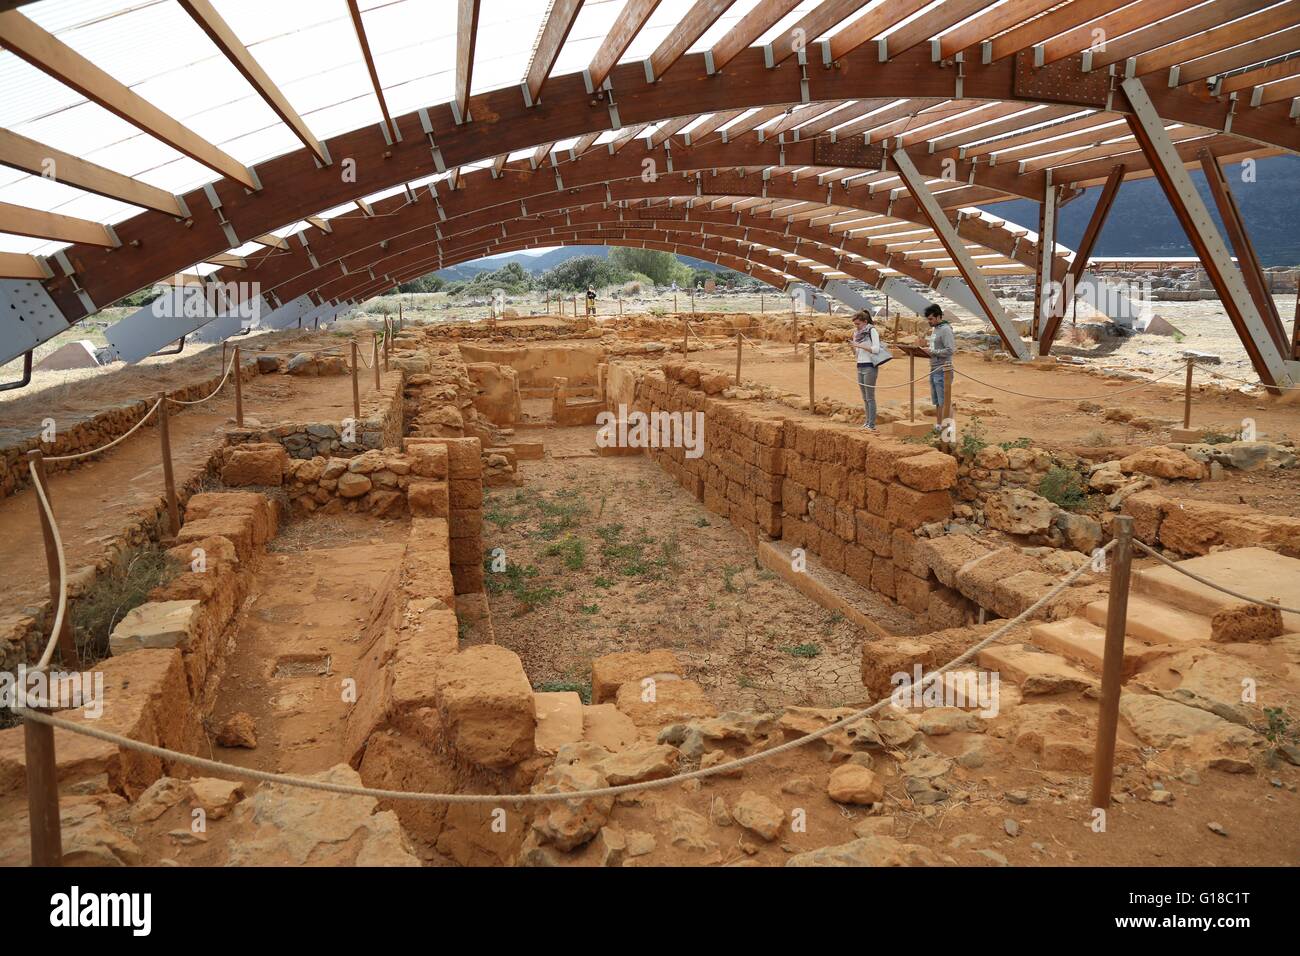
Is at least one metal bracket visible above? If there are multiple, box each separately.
[202,183,240,248]
[417,108,448,172]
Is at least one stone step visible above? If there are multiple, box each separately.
[1083,594,1211,645]
[1028,617,1168,677]
[581,703,638,752]
[533,691,584,755]
[976,644,1098,693]
[1132,546,1300,633]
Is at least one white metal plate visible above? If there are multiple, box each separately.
[0,279,72,366]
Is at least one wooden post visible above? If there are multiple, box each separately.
[373,335,381,389]
[232,346,243,427]
[885,294,890,319]
[808,342,816,414]
[942,366,953,427]
[735,331,742,385]
[1182,357,1194,429]
[760,293,764,314]
[618,298,623,317]
[397,301,402,332]
[908,353,916,422]
[351,340,361,421]
[157,392,179,537]
[383,319,390,371]
[682,321,688,357]
[792,313,798,355]
[673,292,678,314]
[24,716,62,866]
[1291,290,1299,359]
[1092,515,1134,811]
[26,450,77,669]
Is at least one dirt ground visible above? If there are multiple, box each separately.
[0,352,400,617]
[695,334,1297,442]
[207,512,408,775]
[478,425,918,712]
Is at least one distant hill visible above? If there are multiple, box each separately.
[437,245,730,280]
[984,154,1300,266]
[433,157,1300,279]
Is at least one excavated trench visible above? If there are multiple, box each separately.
[10,328,1296,868]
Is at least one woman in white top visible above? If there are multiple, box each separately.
[850,309,882,430]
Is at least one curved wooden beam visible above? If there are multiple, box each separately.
[36,40,1296,322]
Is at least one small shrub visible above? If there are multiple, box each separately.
[534,680,592,704]
[72,546,176,666]
[958,417,987,459]
[779,643,822,658]
[998,437,1031,451]
[544,536,586,571]
[1262,707,1295,745]
[1037,466,1087,510]
[722,565,744,593]
[1200,430,1238,445]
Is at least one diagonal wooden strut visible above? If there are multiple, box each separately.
[1121,77,1296,390]
[892,149,1030,360]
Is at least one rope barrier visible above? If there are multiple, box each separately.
[1131,540,1300,614]
[1202,367,1300,391]
[27,459,67,673]
[166,352,237,406]
[11,544,1110,805]
[732,328,938,392]
[44,398,162,463]
[949,364,1187,401]
[249,344,347,357]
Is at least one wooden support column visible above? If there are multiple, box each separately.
[1198,148,1289,358]
[892,150,1030,361]
[1042,165,1124,355]
[1031,175,1056,344]
[1121,78,1295,390]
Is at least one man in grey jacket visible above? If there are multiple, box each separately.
[924,304,954,428]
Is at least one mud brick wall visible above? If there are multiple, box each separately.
[407,437,484,596]
[0,362,259,500]
[629,362,969,626]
